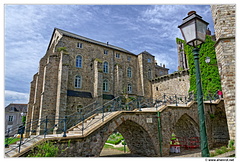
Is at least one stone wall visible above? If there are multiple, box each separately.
[151,69,190,100]
[211,4,236,140]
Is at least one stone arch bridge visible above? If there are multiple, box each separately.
[6,99,229,157]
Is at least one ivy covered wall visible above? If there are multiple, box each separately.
[176,35,222,97]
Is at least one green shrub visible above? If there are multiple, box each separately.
[215,148,224,155]
[27,141,59,157]
[228,140,235,149]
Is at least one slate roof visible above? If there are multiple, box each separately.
[54,28,135,55]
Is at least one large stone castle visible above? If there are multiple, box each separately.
[26,28,170,134]
[26,5,235,140]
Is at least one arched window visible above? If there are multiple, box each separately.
[103,80,109,92]
[75,75,82,88]
[76,55,82,68]
[103,61,109,73]
[127,84,132,93]
[148,69,152,79]
[127,67,132,78]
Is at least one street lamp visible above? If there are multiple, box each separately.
[178,11,210,157]
[205,57,211,64]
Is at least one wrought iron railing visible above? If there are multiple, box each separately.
[5,93,221,156]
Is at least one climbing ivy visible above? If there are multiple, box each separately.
[176,35,222,97]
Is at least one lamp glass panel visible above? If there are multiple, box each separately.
[196,19,208,41]
[181,20,196,44]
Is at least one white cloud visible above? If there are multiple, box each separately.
[5,90,29,106]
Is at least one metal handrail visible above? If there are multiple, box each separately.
[5,93,220,156]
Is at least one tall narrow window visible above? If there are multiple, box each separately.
[103,61,109,73]
[127,67,132,78]
[8,116,13,122]
[76,55,82,68]
[77,42,83,48]
[75,75,82,88]
[103,80,109,92]
[127,84,132,93]
[148,69,152,79]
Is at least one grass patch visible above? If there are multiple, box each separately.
[210,142,235,157]
[103,144,130,153]
[5,138,20,145]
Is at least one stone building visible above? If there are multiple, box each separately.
[211,4,236,140]
[26,28,169,135]
[5,103,28,136]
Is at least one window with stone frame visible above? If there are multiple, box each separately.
[103,80,109,92]
[77,42,83,48]
[104,50,108,55]
[8,115,14,122]
[103,61,109,73]
[75,75,82,88]
[127,67,132,78]
[76,55,82,68]
[116,53,120,58]
[147,58,151,63]
[127,84,132,93]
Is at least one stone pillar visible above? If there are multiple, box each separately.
[37,54,59,135]
[93,59,103,104]
[25,73,37,137]
[211,4,236,140]
[54,51,69,134]
[113,64,123,97]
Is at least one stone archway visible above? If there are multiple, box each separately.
[98,116,158,157]
[173,113,199,138]
[116,119,157,156]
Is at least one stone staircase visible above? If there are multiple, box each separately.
[5,135,45,157]
[5,111,120,157]
[67,111,120,136]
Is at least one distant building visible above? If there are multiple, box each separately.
[5,103,27,136]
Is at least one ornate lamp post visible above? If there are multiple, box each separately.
[178,11,210,157]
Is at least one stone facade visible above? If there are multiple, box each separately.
[26,28,169,135]
[151,69,190,100]
[211,4,236,140]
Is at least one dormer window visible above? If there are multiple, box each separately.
[104,50,108,55]
[116,53,120,58]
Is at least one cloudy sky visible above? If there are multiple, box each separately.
[4,4,215,106]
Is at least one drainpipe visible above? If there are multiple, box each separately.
[157,111,163,156]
